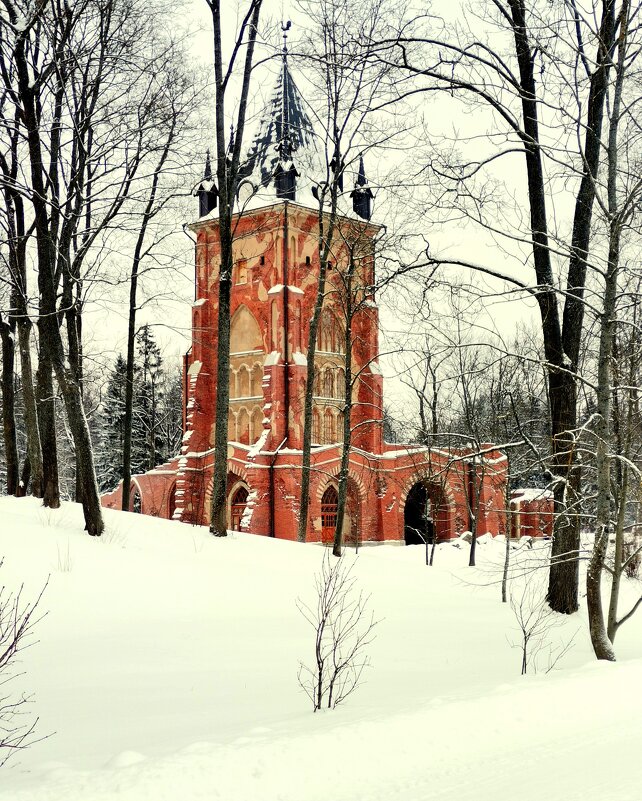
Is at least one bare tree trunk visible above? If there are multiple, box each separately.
[35,353,60,508]
[207,0,262,536]
[14,31,103,535]
[0,316,19,495]
[506,0,616,613]
[298,252,331,542]
[333,269,354,557]
[587,2,627,660]
[16,319,43,498]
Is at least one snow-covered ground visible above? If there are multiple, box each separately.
[1,496,641,800]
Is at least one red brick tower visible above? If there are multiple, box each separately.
[102,44,515,545]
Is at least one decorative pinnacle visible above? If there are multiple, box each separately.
[204,149,212,180]
[281,20,291,55]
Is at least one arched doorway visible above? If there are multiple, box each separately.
[321,485,338,543]
[168,483,177,519]
[131,487,142,514]
[230,485,249,531]
[404,482,442,544]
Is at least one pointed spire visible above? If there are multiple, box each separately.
[228,124,235,156]
[196,149,218,217]
[350,154,374,220]
[241,21,317,196]
[356,155,367,187]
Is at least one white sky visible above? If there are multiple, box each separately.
[84,0,561,423]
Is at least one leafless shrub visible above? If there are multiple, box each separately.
[297,550,378,711]
[0,561,48,767]
[509,577,576,675]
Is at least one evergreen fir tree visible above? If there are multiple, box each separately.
[96,354,128,491]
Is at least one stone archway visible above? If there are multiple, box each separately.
[228,482,250,531]
[321,484,338,543]
[319,480,361,545]
[404,481,448,544]
[131,486,142,514]
[168,482,177,519]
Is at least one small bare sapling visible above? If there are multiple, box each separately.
[509,577,576,675]
[297,550,378,711]
[1,561,48,767]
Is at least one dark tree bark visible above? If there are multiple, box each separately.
[9,5,104,535]
[0,314,19,495]
[205,0,263,536]
[332,254,355,557]
[35,354,60,508]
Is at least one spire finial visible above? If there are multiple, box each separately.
[204,149,212,180]
[281,20,291,56]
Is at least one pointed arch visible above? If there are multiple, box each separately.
[238,364,251,397]
[316,309,344,354]
[251,363,263,396]
[230,304,263,354]
[312,407,321,444]
[237,407,250,444]
[250,406,263,444]
[324,407,334,443]
[321,484,339,543]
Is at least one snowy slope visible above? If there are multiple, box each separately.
[0,496,641,800]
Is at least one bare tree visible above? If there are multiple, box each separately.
[294,0,398,543]
[0,561,47,767]
[204,0,263,537]
[369,0,620,614]
[509,575,575,675]
[297,549,377,711]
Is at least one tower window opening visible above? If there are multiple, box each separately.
[305,255,311,266]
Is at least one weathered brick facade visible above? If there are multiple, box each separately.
[102,200,519,544]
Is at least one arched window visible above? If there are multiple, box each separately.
[317,310,344,354]
[238,365,250,397]
[229,368,236,398]
[230,305,262,354]
[336,411,344,442]
[236,259,248,284]
[336,367,345,399]
[323,367,334,398]
[250,407,263,444]
[230,485,249,531]
[271,300,279,351]
[228,408,237,441]
[312,408,321,443]
[251,364,263,397]
[237,408,250,445]
[324,408,334,443]
[321,485,338,541]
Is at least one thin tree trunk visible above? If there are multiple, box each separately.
[207,0,262,536]
[16,318,43,498]
[0,316,19,495]
[333,286,354,558]
[36,352,60,508]
[14,34,104,536]
[587,0,627,659]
